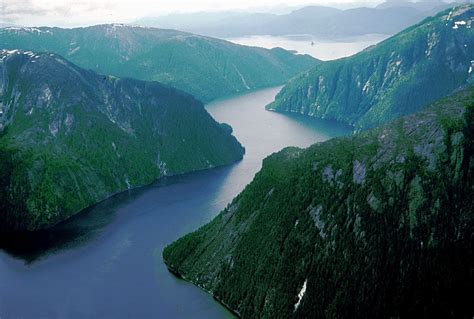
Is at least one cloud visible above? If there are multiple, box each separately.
[0,0,391,27]
[0,0,118,24]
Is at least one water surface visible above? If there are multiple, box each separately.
[226,34,388,60]
[0,87,351,318]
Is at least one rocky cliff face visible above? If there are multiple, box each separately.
[0,25,318,102]
[0,50,244,231]
[267,4,474,130]
[164,87,474,318]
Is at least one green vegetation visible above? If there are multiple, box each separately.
[164,87,474,318]
[0,25,318,102]
[267,4,474,129]
[0,50,244,231]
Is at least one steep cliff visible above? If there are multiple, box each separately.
[0,50,244,231]
[164,87,474,318]
[267,4,474,130]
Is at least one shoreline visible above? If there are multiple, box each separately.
[163,260,241,318]
[0,154,244,236]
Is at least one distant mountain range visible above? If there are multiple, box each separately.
[0,50,244,231]
[0,25,318,102]
[135,0,461,39]
[267,4,474,129]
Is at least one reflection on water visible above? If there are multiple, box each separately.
[0,176,198,264]
[0,87,351,319]
[226,34,388,60]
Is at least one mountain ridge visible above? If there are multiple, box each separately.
[134,2,458,39]
[0,25,318,102]
[267,4,474,130]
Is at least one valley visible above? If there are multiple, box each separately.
[0,87,350,318]
[0,2,473,318]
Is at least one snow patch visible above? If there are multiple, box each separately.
[452,18,472,29]
[4,27,48,33]
[233,64,251,90]
[446,9,454,22]
[294,280,307,311]
[0,49,20,61]
[68,46,81,55]
[362,79,370,94]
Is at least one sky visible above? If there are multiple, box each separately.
[1,0,391,27]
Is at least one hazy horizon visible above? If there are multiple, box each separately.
[1,0,454,28]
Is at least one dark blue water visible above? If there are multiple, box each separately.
[0,87,351,318]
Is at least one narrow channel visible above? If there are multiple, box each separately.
[0,86,351,318]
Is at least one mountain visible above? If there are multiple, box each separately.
[134,3,450,39]
[0,25,318,103]
[267,4,474,130]
[163,86,474,318]
[258,6,424,39]
[376,0,454,12]
[134,12,277,37]
[0,49,244,232]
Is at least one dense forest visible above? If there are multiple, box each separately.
[268,4,474,130]
[0,25,318,102]
[0,50,244,231]
[164,86,474,318]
